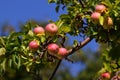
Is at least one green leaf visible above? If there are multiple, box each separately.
[17,56,21,69]
[0,58,6,71]
[48,0,57,3]
[58,25,71,33]
[28,30,34,36]
[56,5,60,13]
[60,14,71,20]
[8,59,12,68]
[73,40,78,47]
[0,48,6,56]
[11,54,21,69]
[99,16,104,26]
[0,37,5,47]
[40,36,46,42]
[25,62,33,72]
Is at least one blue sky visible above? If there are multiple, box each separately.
[0,0,99,77]
[0,0,66,29]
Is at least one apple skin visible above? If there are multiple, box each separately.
[47,43,59,56]
[101,72,110,79]
[45,23,58,36]
[33,26,45,36]
[95,4,106,13]
[29,40,39,50]
[58,48,68,59]
[91,12,101,24]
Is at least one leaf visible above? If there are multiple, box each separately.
[26,62,33,72]
[40,36,46,43]
[17,56,21,69]
[58,25,71,33]
[48,0,57,3]
[60,14,71,20]
[8,59,12,68]
[56,5,60,13]
[99,16,104,26]
[0,48,6,56]
[73,40,78,47]
[0,37,5,47]
[28,30,34,36]
[11,54,21,69]
[0,58,6,71]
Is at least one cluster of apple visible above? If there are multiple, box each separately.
[47,43,68,59]
[28,23,68,59]
[91,4,113,29]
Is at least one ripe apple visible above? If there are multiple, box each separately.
[33,26,45,36]
[95,4,106,13]
[91,12,101,24]
[103,17,113,29]
[91,12,101,20]
[101,72,110,79]
[45,23,58,36]
[47,43,59,56]
[29,40,39,50]
[58,48,68,59]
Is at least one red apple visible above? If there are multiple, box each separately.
[47,43,59,56]
[95,4,106,13]
[45,23,58,36]
[91,12,101,20]
[33,26,45,36]
[91,12,101,24]
[101,72,110,79]
[58,48,68,59]
[29,40,39,50]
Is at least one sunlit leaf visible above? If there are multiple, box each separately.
[0,48,6,56]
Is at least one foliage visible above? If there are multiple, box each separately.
[0,0,120,79]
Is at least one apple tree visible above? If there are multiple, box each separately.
[0,0,120,80]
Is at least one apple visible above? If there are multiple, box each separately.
[91,12,101,24]
[33,26,45,36]
[95,4,106,13]
[103,17,113,29]
[29,40,39,50]
[47,43,59,56]
[101,72,110,79]
[45,23,58,36]
[58,48,68,59]
[107,17,113,26]
[91,12,101,20]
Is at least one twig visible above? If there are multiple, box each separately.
[78,0,85,8]
[65,57,74,63]
[49,60,62,80]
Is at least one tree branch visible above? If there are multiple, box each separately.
[49,60,62,80]
[78,0,85,8]
[68,36,93,55]
[49,36,93,80]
